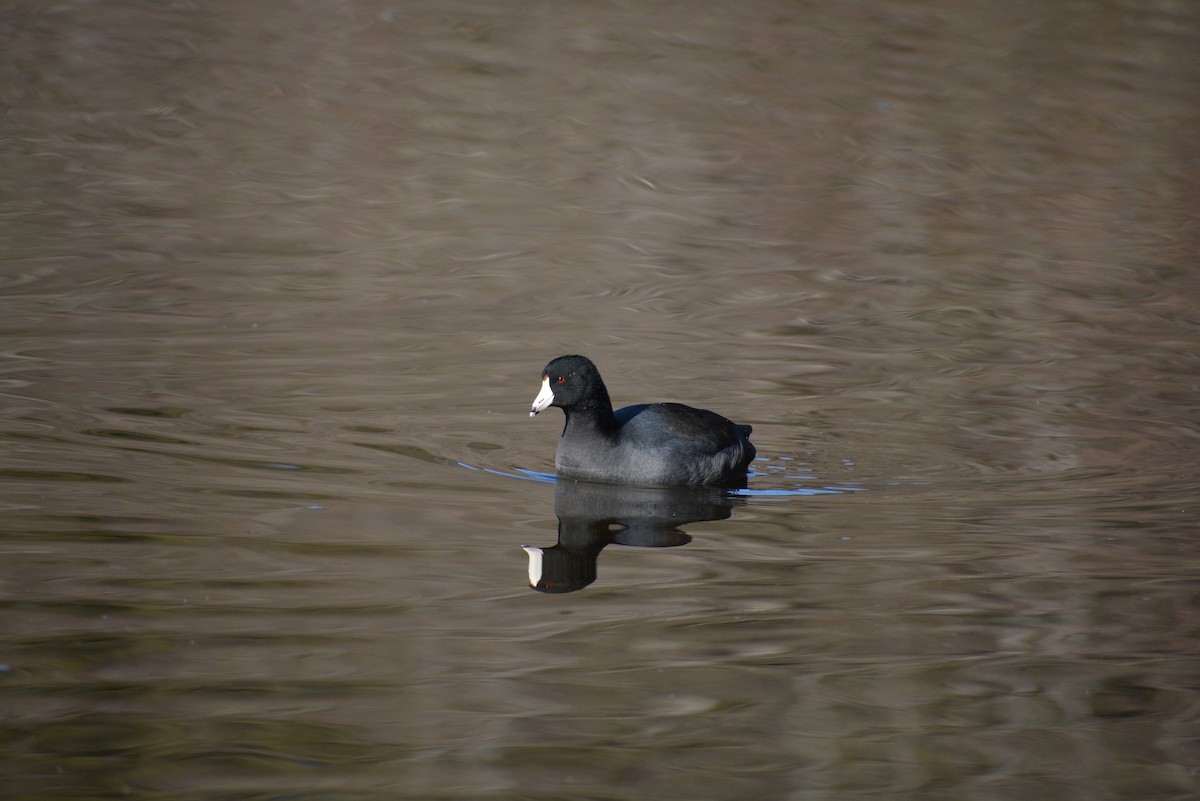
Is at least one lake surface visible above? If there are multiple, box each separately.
[1,1,1198,799]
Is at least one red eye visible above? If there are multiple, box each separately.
[556,376,566,384]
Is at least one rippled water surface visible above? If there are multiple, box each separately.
[2,2,1198,799]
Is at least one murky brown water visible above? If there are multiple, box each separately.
[2,1,1198,799]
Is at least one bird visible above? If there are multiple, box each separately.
[529,355,755,488]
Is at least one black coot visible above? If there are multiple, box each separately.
[530,355,755,487]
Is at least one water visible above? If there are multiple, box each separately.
[2,1,1198,799]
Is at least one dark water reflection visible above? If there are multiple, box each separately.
[523,479,731,593]
[518,470,873,593]
[3,0,1200,799]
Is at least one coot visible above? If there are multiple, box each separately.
[530,355,755,487]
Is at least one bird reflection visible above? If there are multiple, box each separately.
[523,479,741,593]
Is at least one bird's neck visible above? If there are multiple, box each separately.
[562,392,618,439]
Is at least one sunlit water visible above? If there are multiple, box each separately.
[2,1,1198,799]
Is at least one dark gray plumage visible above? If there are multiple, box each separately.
[530,355,755,488]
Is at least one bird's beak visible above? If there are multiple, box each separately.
[530,375,554,417]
